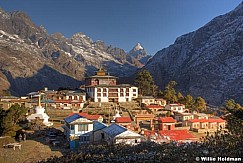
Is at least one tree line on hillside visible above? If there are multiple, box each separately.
[135,70,206,112]
[40,102,243,162]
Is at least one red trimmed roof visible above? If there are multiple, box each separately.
[188,118,226,123]
[159,117,176,123]
[158,130,196,141]
[68,112,88,117]
[67,112,102,120]
[147,105,163,109]
[115,117,132,123]
[86,114,102,120]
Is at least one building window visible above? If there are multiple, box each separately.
[97,93,101,97]
[133,89,136,92]
[101,133,105,139]
[80,135,90,142]
[78,124,88,131]
[97,88,101,92]
[70,125,74,130]
[103,92,107,97]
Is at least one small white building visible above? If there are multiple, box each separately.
[175,112,194,122]
[165,104,185,113]
[99,123,143,145]
[137,96,155,106]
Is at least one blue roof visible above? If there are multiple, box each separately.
[64,113,83,123]
[102,123,127,138]
[93,121,107,131]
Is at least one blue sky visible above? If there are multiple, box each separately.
[0,0,242,55]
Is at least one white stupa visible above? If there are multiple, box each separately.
[27,95,53,126]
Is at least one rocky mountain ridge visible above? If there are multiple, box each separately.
[145,2,243,105]
[0,8,146,95]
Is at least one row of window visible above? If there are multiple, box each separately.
[69,124,89,131]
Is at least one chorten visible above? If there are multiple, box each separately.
[27,94,53,126]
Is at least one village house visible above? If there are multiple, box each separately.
[175,112,194,122]
[85,68,138,103]
[158,117,176,130]
[164,103,186,113]
[187,118,226,133]
[63,114,93,149]
[154,98,167,106]
[137,96,155,106]
[89,121,107,144]
[115,117,132,128]
[68,112,104,123]
[0,96,30,110]
[99,123,143,145]
[193,113,209,119]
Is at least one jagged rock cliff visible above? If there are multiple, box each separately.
[145,3,243,105]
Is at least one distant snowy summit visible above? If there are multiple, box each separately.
[128,43,152,65]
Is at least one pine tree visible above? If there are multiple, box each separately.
[194,96,206,112]
[163,81,178,103]
[185,95,194,110]
[135,70,155,96]
[177,92,185,104]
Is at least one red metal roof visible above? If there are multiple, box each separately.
[86,114,102,120]
[68,112,102,121]
[115,117,132,123]
[188,118,226,123]
[147,105,163,109]
[68,112,88,117]
[159,117,176,123]
[158,130,196,141]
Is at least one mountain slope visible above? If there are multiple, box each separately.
[145,2,243,105]
[0,8,143,95]
[128,43,152,65]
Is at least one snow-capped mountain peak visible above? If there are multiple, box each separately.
[134,43,144,51]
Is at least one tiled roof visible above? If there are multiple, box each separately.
[159,117,176,123]
[188,118,226,123]
[158,130,196,141]
[115,117,132,123]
